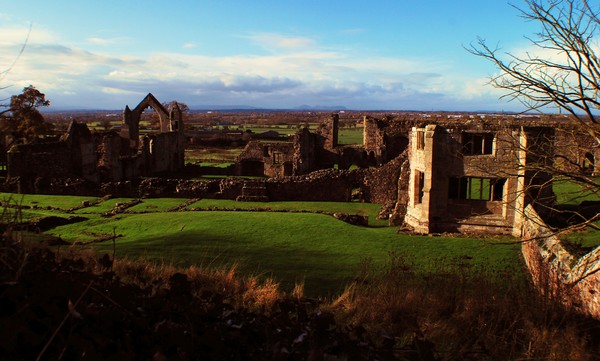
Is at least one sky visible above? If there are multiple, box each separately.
[0,0,542,111]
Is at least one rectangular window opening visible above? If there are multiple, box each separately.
[448,177,506,201]
[462,133,495,155]
[416,130,425,150]
[414,170,425,204]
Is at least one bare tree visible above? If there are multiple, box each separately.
[468,0,600,142]
[468,0,600,237]
[0,23,32,113]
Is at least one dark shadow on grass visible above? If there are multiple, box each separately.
[95,230,353,297]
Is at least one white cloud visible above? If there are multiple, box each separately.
[246,33,315,51]
[183,42,198,49]
[0,24,512,110]
[87,37,115,46]
[0,25,57,46]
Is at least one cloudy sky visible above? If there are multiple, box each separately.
[0,0,540,111]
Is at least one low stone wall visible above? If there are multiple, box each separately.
[3,167,371,204]
[521,205,600,319]
[265,169,358,202]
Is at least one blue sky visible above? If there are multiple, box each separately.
[0,1,540,111]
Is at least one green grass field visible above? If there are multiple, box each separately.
[553,177,600,205]
[553,177,600,248]
[47,210,519,296]
[0,192,98,210]
[338,127,363,145]
[0,193,522,296]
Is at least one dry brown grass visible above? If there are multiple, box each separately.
[325,253,599,360]
[45,245,600,360]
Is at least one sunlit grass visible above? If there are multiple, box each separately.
[48,211,520,296]
[5,192,521,296]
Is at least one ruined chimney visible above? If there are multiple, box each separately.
[330,113,339,148]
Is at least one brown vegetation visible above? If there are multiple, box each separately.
[2,233,600,360]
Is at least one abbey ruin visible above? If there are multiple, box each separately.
[7,94,185,187]
[3,93,599,237]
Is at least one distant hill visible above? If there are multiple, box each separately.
[292,105,348,111]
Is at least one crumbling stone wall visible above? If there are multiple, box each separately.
[361,150,408,205]
[266,169,358,202]
[7,121,97,183]
[293,128,317,175]
[236,141,294,178]
[554,125,600,176]
[133,170,358,203]
[315,113,339,150]
[521,205,600,319]
[362,115,410,166]
[8,142,72,180]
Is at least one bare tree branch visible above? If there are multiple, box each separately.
[467,0,600,145]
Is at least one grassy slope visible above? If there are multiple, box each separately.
[187,199,387,227]
[3,193,520,296]
[552,178,600,205]
[0,192,98,210]
[49,210,520,296]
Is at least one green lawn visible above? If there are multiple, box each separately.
[338,128,364,145]
[127,198,192,213]
[2,192,522,296]
[553,177,600,248]
[0,192,98,210]
[553,177,600,205]
[47,210,520,296]
[74,197,135,214]
[186,199,387,226]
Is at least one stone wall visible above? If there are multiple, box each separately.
[266,169,358,202]
[521,205,600,319]
[7,142,73,179]
[236,141,295,178]
[124,170,359,203]
[361,150,407,205]
[315,113,339,150]
[554,126,600,175]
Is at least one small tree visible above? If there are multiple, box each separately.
[0,85,52,145]
[163,100,190,114]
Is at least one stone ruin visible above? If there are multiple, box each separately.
[5,97,600,237]
[235,113,409,178]
[7,93,185,192]
[235,112,597,236]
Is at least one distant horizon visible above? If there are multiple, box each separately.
[39,104,547,115]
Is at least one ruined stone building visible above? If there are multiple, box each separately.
[402,123,554,235]
[236,141,294,177]
[553,124,600,176]
[235,115,340,178]
[233,112,562,236]
[7,94,185,190]
[236,113,408,178]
